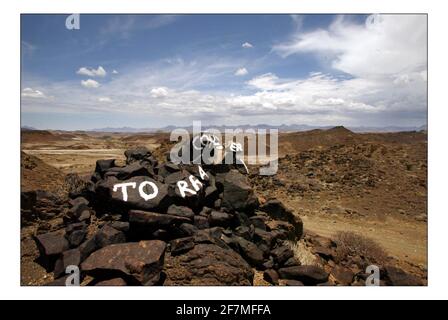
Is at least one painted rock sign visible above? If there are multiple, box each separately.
[112,165,209,202]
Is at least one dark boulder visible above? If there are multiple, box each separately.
[81,240,166,285]
[283,279,304,286]
[193,216,209,230]
[69,196,89,207]
[232,236,265,267]
[270,245,294,266]
[94,159,116,179]
[234,225,254,241]
[208,211,233,228]
[163,243,254,285]
[263,269,279,285]
[167,205,195,220]
[79,237,98,261]
[253,228,274,248]
[331,266,354,285]
[283,257,300,267]
[260,200,303,239]
[95,225,126,248]
[129,210,190,230]
[65,222,88,248]
[21,191,37,211]
[94,278,127,286]
[35,231,70,271]
[109,221,130,233]
[157,162,181,178]
[66,201,91,222]
[278,265,329,285]
[54,248,81,278]
[249,215,267,230]
[35,231,69,257]
[178,223,198,237]
[164,170,191,185]
[268,220,297,241]
[125,147,157,166]
[384,266,423,286]
[105,162,154,180]
[97,176,171,211]
[170,237,195,255]
[216,170,258,212]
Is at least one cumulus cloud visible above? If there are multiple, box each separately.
[228,72,380,116]
[264,14,427,125]
[98,97,112,102]
[112,70,119,74]
[273,15,427,78]
[242,42,253,48]
[150,87,169,98]
[81,79,100,88]
[235,68,248,76]
[21,87,47,99]
[77,66,107,77]
[22,15,427,129]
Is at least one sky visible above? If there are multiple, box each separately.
[21,14,427,130]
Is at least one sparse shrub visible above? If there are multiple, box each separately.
[64,173,89,196]
[334,231,387,267]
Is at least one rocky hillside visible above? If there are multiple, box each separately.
[251,139,427,221]
[21,152,65,194]
[21,146,424,286]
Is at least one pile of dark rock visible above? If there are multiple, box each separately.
[32,146,336,286]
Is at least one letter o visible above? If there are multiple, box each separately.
[138,181,159,201]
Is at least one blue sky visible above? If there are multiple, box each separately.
[21,14,427,130]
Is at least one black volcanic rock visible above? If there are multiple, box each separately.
[216,170,258,212]
[278,265,329,285]
[164,243,254,286]
[81,240,166,285]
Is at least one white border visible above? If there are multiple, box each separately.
[1,0,447,300]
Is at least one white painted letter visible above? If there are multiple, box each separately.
[138,181,159,201]
[113,182,136,202]
[198,165,209,181]
[177,180,197,198]
[189,175,203,192]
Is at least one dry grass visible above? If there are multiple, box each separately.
[64,173,89,196]
[287,240,321,267]
[334,231,387,266]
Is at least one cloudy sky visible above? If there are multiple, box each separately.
[21,14,427,130]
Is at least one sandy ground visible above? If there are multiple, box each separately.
[300,214,427,267]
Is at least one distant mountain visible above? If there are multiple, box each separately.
[21,125,37,131]
[90,124,427,133]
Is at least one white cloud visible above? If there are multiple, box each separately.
[21,22,427,130]
[246,73,279,90]
[150,87,169,98]
[81,79,100,88]
[21,87,47,99]
[98,97,112,102]
[273,14,427,78]
[112,70,119,74]
[234,67,248,76]
[77,66,107,77]
[242,42,253,48]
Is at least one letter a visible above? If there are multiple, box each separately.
[198,165,209,181]
[66,14,80,30]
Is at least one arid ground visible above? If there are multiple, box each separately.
[21,127,427,285]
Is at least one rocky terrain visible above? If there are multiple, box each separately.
[20,129,427,285]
